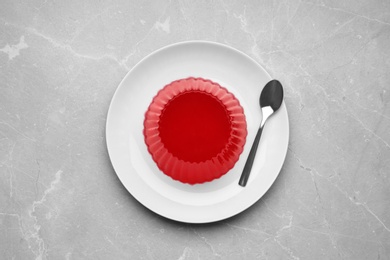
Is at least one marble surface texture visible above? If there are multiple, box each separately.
[1,0,390,259]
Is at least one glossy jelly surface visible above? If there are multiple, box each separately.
[158,91,231,162]
[144,77,247,184]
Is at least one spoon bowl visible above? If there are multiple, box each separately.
[260,80,284,111]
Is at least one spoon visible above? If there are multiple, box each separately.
[238,79,284,187]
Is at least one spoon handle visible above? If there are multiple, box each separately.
[239,126,263,187]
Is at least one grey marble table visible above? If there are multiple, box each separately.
[1,0,390,259]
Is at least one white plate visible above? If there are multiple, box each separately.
[106,41,289,223]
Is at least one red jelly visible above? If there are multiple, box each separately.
[143,77,247,184]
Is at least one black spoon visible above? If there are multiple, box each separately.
[238,79,284,187]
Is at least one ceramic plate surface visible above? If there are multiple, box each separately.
[106,41,289,223]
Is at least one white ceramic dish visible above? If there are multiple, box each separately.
[106,41,289,223]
